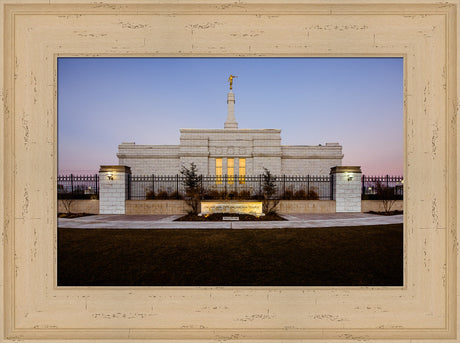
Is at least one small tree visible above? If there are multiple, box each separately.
[60,194,74,215]
[180,162,202,215]
[261,168,280,215]
[375,181,397,214]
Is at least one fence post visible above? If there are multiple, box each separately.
[70,174,74,193]
[362,174,365,196]
[259,174,262,199]
[152,174,155,199]
[176,174,179,196]
[330,174,334,200]
[95,174,99,196]
[283,175,286,199]
[99,165,131,214]
[330,166,362,212]
[200,175,203,199]
[307,175,310,194]
[127,174,131,200]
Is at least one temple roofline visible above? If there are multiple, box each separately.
[180,128,281,133]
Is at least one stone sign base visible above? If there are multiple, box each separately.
[200,201,264,217]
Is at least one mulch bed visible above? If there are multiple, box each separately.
[58,224,403,287]
[58,213,95,218]
[174,213,286,221]
[367,210,403,216]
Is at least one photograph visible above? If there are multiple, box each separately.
[57,57,404,286]
[3,1,457,340]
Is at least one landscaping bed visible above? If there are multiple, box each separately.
[174,213,286,221]
[367,210,403,216]
[58,213,95,219]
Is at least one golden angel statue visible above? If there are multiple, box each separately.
[228,74,238,90]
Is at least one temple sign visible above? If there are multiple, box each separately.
[228,75,238,90]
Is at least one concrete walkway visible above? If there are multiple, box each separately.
[58,213,403,229]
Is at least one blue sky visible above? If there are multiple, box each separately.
[58,57,403,175]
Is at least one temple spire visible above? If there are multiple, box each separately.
[225,75,238,129]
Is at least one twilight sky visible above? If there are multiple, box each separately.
[58,57,403,176]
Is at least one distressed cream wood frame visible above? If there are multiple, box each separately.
[1,1,458,341]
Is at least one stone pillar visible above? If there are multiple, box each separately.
[330,166,362,213]
[224,91,238,129]
[99,165,131,215]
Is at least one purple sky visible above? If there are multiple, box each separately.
[58,57,403,176]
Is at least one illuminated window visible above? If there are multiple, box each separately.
[239,158,246,184]
[216,158,222,184]
[227,158,234,184]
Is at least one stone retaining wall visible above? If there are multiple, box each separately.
[361,200,403,213]
[58,199,403,215]
[126,200,189,215]
[58,200,99,214]
[277,200,335,214]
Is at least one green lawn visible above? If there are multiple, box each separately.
[58,224,403,286]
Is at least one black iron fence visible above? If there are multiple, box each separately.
[56,174,404,201]
[361,175,403,200]
[128,175,184,200]
[128,174,333,201]
[57,174,99,199]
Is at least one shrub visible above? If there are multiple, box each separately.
[237,190,252,200]
[250,192,261,200]
[375,181,397,214]
[146,190,183,200]
[294,189,307,200]
[145,190,154,200]
[283,188,294,200]
[170,191,183,200]
[156,190,169,199]
[307,189,319,200]
[203,189,224,200]
[203,190,217,200]
[282,188,319,200]
[61,198,74,215]
[58,192,93,200]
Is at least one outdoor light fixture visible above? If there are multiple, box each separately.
[107,173,114,180]
[347,173,353,181]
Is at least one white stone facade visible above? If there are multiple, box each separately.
[117,91,343,176]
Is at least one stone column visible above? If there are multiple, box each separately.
[224,91,238,129]
[99,165,131,215]
[330,166,362,213]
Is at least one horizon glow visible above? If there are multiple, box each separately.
[58,57,403,176]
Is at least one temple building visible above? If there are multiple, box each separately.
[117,76,343,176]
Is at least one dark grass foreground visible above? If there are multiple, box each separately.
[58,224,403,286]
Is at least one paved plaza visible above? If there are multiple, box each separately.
[58,213,403,229]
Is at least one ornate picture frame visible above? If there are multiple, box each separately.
[1,1,458,341]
